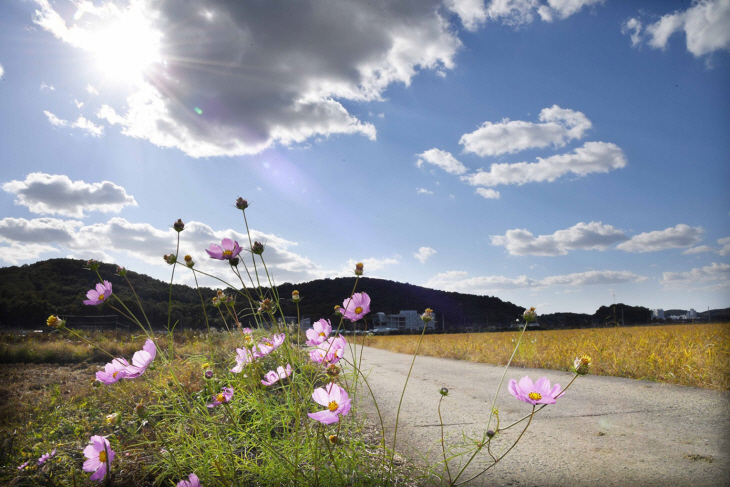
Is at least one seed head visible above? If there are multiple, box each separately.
[421,308,434,323]
[523,307,537,323]
[292,290,301,303]
[184,255,194,268]
[573,354,592,375]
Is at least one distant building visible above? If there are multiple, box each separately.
[652,309,665,319]
[688,309,698,319]
[371,310,436,331]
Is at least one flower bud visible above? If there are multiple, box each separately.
[439,387,449,397]
[329,434,339,445]
[334,305,342,315]
[229,256,240,267]
[163,254,177,265]
[487,430,496,438]
[116,266,127,277]
[258,298,273,313]
[235,197,249,210]
[326,364,340,378]
[212,296,221,308]
[354,262,364,276]
[421,308,434,323]
[85,259,100,271]
[173,219,185,232]
[105,413,120,425]
[292,290,301,303]
[523,307,537,323]
[46,315,65,329]
[135,403,147,418]
[573,354,592,375]
[205,370,214,379]
[251,241,264,255]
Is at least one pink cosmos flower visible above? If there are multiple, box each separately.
[83,435,115,482]
[177,473,201,487]
[305,319,332,346]
[206,238,242,260]
[508,376,562,406]
[18,461,29,470]
[341,292,370,321]
[96,358,129,384]
[257,333,285,356]
[83,281,113,306]
[261,364,293,386]
[231,347,260,373]
[310,335,346,365]
[38,449,56,465]
[124,339,156,378]
[208,387,234,408]
[307,383,352,425]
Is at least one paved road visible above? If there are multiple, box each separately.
[347,345,730,487]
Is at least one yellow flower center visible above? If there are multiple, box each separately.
[355,306,363,314]
[112,371,119,378]
[328,400,339,412]
[98,451,107,463]
[265,341,273,347]
[222,250,233,257]
[528,392,542,401]
[216,393,225,403]
[98,294,105,301]
[319,332,326,337]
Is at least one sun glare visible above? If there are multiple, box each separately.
[90,10,162,83]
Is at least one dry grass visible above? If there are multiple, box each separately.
[364,323,730,391]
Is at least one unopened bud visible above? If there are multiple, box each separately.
[183,255,194,268]
[46,315,65,329]
[205,370,214,379]
[439,387,449,397]
[251,241,264,255]
[235,197,249,210]
[105,413,120,425]
[523,307,537,323]
[421,308,434,323]
[292,290,301,303]
[334,305,342,315]
[258,298,273,313]
[116,266,127,277]
[85,259,100,271]
[163,254,177,265]
[487,430,496,438]
[326,364,340,378]
[229,256,240,267]
[173,219,185,232]
[135,403,147,418]
[354,262,364,276]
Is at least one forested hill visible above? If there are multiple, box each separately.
[0,258,526,330]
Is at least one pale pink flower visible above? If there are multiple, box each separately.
[257,333,285,356]
[305,319,332,346]
[38,449,56,465]
[96,358,129,384]
[83,281,113,306]
[206,238,242,260]
[231,347,260,373]
[18,461,29,470]
[83,435,114,482]
[177,473,201,487]
[208,387,234,408]
[308,383,351,425]
[341,292,370,321]
[261,364,293,386]
[310,334,347,365]
[508,376,562,405]
[124,339,156,378]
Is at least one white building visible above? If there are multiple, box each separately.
[652,309,665,319]
[688,309,698,319]
[371,310,436,331]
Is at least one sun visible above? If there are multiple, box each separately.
[89,9,162,83]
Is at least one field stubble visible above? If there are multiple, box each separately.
[364,323,730,390]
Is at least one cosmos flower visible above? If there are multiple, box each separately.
[208,387,234,408]
[38,449,56,465]
[83,435,115,482]
[310,334,346,365]
[508,376,562,406]
[305,319,332,346]
[307,383,352,425]
[124,339,156,378]
[83,281,113,306]
[206,238,242,260]
[257,333,285,356]
[261,364,293,386]
[230,347,260,373]
[96,358,129,384]
[341,292,370,321]
[177,473,201,487]
[18,461,29,470]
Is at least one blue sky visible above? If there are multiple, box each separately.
[0,0,728,314]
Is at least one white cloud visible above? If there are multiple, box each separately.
[86,84,99,95]
[638,0,730,57]
[485,0,604,26]
[446,0,488,30]
[461,141,626,187]
[2,172,137,218]
[426,268,643,293]
[0,63,4,78]
[34,0,462,158]
[417,188,434,195]
[661,262,730,290]
[616,224,704,253]
[491,221,628,256]
[414,246,437,264]
[475,188,500,199]
[460,106,592,157]
[622,18,643,47]
[416,148,468,175]
[0,217,83,244]
[43,110,104,137]
[40,82,55,91]
[0,243,60,265]
[682,245,714,255]
[717,236,730,256]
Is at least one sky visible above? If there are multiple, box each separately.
[0,0,728,315]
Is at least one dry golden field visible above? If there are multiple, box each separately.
[363,323,730,391]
